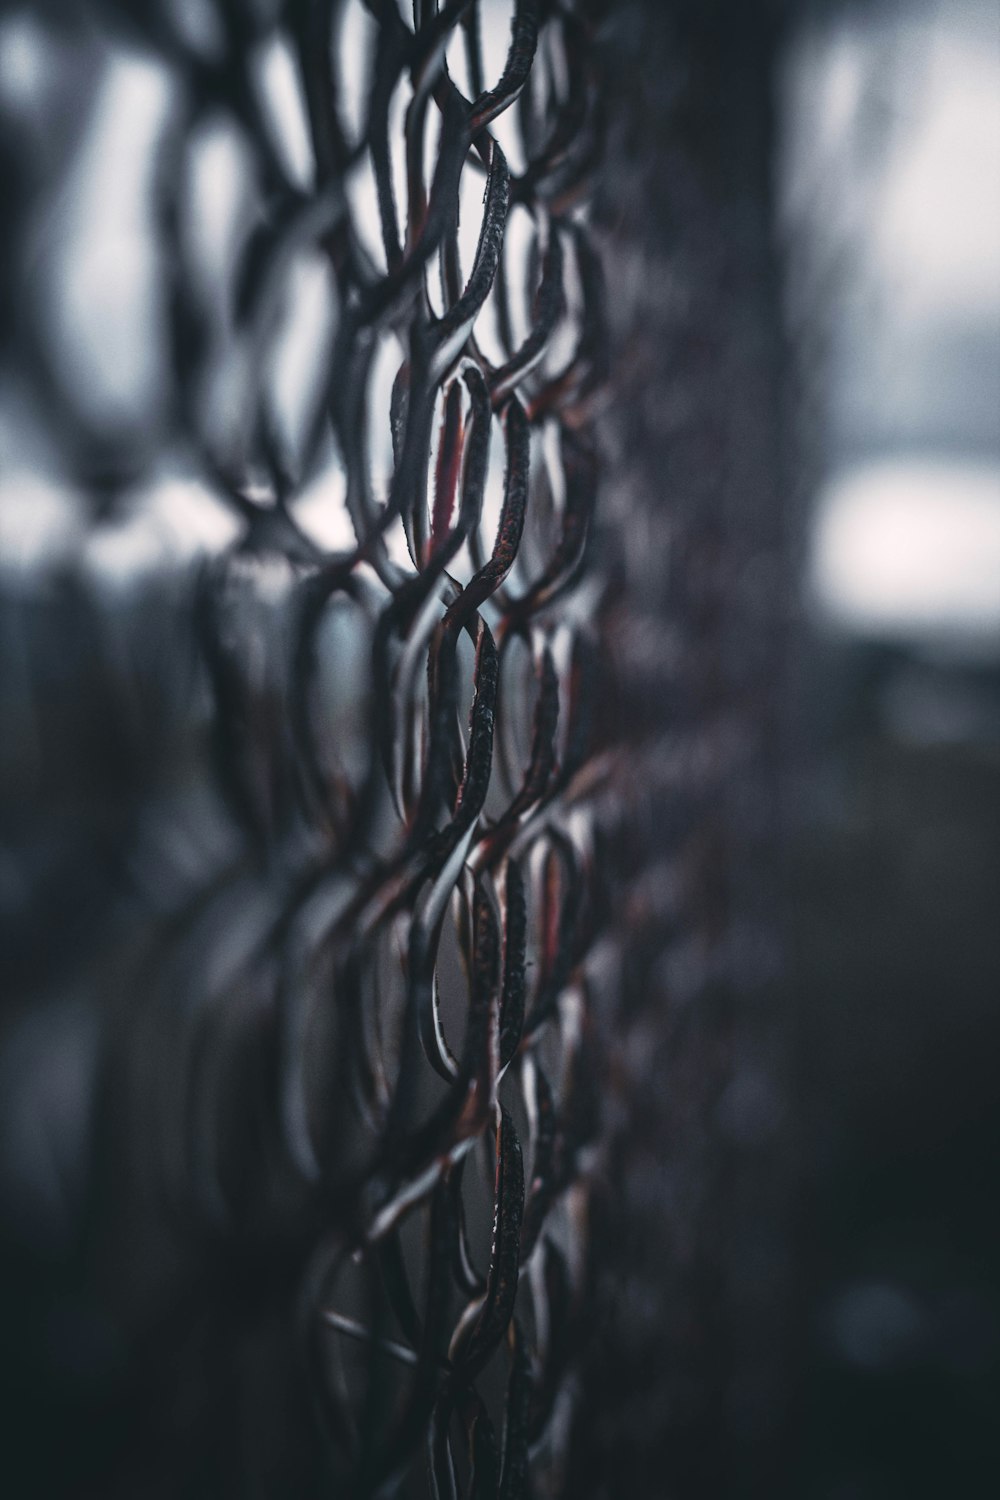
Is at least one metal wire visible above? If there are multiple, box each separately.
[0,0,803,1494]
[286,8,609,1489]
[0,2,614,1494]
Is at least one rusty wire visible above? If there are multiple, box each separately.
[35,1,620,1494]
[0,0,802,1494]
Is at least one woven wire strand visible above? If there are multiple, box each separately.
[88,2,618,1493]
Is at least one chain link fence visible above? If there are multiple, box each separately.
[0,2,791,1496]
[1,2,622,1495]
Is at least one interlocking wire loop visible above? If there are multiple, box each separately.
[118,2,613,1494]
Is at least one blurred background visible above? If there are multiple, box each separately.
[785,0,1000,1492]
[1,0,998,1495]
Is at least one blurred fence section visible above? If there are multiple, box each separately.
[567,5,792,1494]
